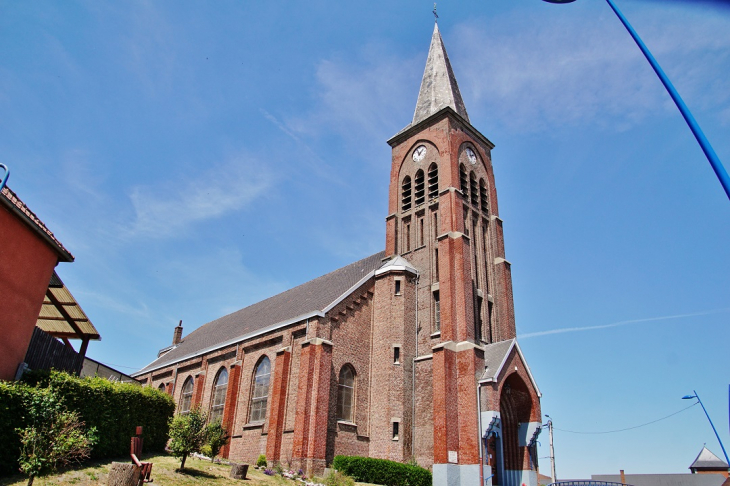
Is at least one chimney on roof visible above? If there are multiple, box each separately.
[172,320,183,346]
[620,470,626,485]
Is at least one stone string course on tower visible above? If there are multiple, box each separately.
[133,23,543,486]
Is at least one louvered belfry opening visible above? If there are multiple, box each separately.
[414,170,425,206]
[480,179,489,213]
[460,164,468,197]
[402,176,412,212]
[428,163,438,199]
[469,172,478,206]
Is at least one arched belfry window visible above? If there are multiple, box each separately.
[460,164,468,198]
[249,356,271,423]
[428,163,439,200]
[337,365,356,422]
[402,176,412,212]
[209,368,228,423]
[470,172,478,206]
[480,179,489,213]
[414,170,425,206]
[180,376,194,415]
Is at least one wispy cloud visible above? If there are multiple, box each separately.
[124,153,272,239]
[518,308,730,339]
[452,7,730,131]
[285,43,422,146]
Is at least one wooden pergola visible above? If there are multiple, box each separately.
[36,271,101,358]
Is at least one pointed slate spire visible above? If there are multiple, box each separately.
[412,23,470,125]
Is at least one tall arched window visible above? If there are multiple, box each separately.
[209,368,228,423]
[414,170,425,206]
[470,172,478,206]
[460,164,468,198]
[337,365,356,422]
[249,356,271,423]
[402,176,412,212]
[479,179,489,213]
[180,377,194,415]
[158,382,166,393]
[427,163,438,200]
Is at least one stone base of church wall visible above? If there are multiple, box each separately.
[433,463,482,486]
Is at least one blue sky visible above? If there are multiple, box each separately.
[2,0,729,478]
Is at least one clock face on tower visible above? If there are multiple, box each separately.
[413,145,427,162]
[466,147,477,165]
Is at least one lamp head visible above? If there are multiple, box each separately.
[682,395,697,400]
[542,0,578,3]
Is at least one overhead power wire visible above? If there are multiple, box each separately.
[553,401,699,435]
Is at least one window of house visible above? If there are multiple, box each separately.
[337,365,355,422]
[480,179,489,213]
[395,279,401,295]
[428,163,438,200]
[392,421,400,440]
[180,377,194,415]
[470,172,478,206]
[402,176,412,212]
[209,367,228,423]
[394,346,400,364]
[414,170,425,206]
[434,291,441,332]
[249,356,271,423]
[158,383,166,392]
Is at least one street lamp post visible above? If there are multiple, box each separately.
[683,391,730,467]
[542,0,730,200]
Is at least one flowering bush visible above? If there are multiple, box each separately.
[264,468,275,476]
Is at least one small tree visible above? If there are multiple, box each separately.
[205,419,229,462]
[167,407,208,470]
[17,409,97,486]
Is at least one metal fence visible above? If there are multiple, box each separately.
[548,482,630,486]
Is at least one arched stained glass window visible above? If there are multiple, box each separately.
[337,365,356,422]
[249,357,270,423]
[180,377,194,415]
[209,368,228,423]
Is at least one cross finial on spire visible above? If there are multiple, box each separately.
[433,3,438,22]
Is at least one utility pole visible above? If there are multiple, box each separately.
[545,415,557,483]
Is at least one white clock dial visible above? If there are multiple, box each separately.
[466,147,477,165]
[413,145,427,162]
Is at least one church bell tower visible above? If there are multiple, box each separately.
[383,23,542,486]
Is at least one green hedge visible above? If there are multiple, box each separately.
[332,455,432,486]
[0,371,175,476]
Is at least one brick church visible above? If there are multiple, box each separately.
[133,23,543,486]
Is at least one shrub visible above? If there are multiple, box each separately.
[205,419,229,462]
[167,407,208,470]
[324,470,355,486]
[256,454,267,467]
[0,371,175,476]
[332,455,432,486]
[17,408,97,486]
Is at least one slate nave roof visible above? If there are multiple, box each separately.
[134,251,387,376]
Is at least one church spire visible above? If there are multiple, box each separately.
[412,23,470,125]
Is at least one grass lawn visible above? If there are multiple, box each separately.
[0,454,357,486]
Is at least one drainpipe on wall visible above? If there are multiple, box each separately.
[411,272,420,457]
